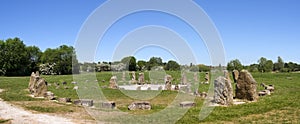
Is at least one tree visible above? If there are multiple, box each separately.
[121,56,137,71]
[273,56,284,72]
[258,57,273,73]
[248,64,259,72]
[26,46,42,73]
[265,60,274,72]
[2,38,30,76]
[41,45,78,75]
[165,60,180,71]
[198,64,211,72]
[227,59,243,71]
[147,57,163,70]
[137,60,147,71]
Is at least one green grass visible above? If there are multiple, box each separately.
[0,72,299,123]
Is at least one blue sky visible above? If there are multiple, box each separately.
[0,0,299,65]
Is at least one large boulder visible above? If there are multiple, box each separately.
[213,76,233,105]
[28,71,48,97]
[235,70,258,101]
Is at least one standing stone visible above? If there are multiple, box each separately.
[194,72,199,82]
[224,70,231,82]
[232,70,239,83]
[204,72,210,84]
[122,71,126,82]
[131,71,136,81]
[164,75,172,90]
[138,73,145,85]
[213,76,233,105]
[181,72,187,85]
[28,71,48,97]
[235,70,258,101]
[109,76,118,89]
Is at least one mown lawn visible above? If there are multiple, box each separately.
[0,72,299,123]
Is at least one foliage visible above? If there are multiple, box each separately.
[198,64,211,72]
[41,45,79,75]
[164,60,180,71]
[227,59,243,71]
[137,60,147,71]
[273,56,284,72]
[147,57,163,70]
[258,57,273,73]
[121,56,137,71]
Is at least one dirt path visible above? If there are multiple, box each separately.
[0,89,75,124]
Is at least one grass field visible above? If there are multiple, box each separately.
[0,72,299,123]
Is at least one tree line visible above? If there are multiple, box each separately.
[80,56,211,72]
[227,56,300,73]
[0,37,79,76]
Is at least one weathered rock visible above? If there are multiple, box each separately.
[235,70,258,101]
[138,73,145,85]
[58,98,72,103]
[260,83,275,92]
[101,101,116,109]
[109,76,118,89]
[28,71,48,97]
[194,72,199,82]
[128,101,151,110]
[74,99,93,107]
[73,86,78,90]
[181,72,187,85]
[224,70,232,82]
[180,101,196,108]
[258,90,271,96]
[165,75,172,90]
[45,91,55,100]
[213,76,234,105]
[232,70,239,83]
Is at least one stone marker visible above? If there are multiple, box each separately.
[101,101,116,109]
[180,101,196,108]
[128,101,151,110]
[28,71,48,97]
[181,72,187,85]
[232,70,239,83]
[194,72,199,82]
[138,73,145,85]
[74,99,93,107]
[122,71,126,82]
[235,70,258,101]
[109,76,118,89]
[131,71,136,81]
[164,75,172,90]
[73,86,79,90]
[213,76,233,105]
[45,91,55,100]
[224,70,231,82]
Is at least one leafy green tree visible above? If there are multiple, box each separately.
[137,60,147,71]
[227,59,243,71]
[147,57,163,70]
[248,64,259,72]
[265,60,274,72]
[198,64,211,72]
[2,38,29,76]
[121,56,137,71]
[26,46,42,73]
[41,45,79,75]
[165,60,180,71]
[258,57,273,72]
[273,56,284,72]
